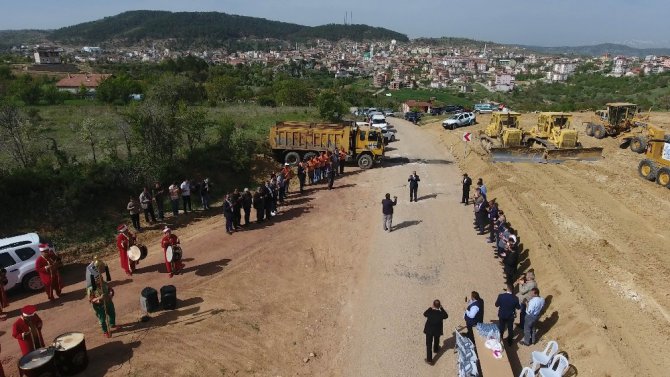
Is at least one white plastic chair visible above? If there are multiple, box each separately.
[519,367,535,377]
[539,354,569,377]
[531,340,559,370]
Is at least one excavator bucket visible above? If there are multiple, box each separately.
[490,147,603,163]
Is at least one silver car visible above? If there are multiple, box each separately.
[0,233,51,292]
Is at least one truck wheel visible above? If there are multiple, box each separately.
[638,159,658,181]
[22,272,44,292]
[629,136,647,153]
[656,167,670,188]
[585,123,595,136]
[593,125,607,139]
[284,151,300,165]
[357,154,373,169]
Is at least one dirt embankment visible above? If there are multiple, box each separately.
[425,112,670,377]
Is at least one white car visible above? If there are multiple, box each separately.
[382,128,397,143]
[370,113,391,131]
[0,233,52,292]
[442,112,476,130]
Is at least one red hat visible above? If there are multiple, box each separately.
[38,243,50,252]
[117,224,128,233]
[21,305,37,316]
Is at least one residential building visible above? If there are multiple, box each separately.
[55,73,112,93]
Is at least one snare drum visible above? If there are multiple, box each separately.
[166,245,183,263]
[18,347,57,377]
[53,332,88,376]
[127,245,142,262]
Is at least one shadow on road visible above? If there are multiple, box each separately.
[384,157,453,167]
[86,340,142,377]
[393,220,422,231]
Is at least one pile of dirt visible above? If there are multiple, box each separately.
[424,112,670,376]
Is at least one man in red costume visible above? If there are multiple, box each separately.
[12,305,45,356]
[34,244,63,301]
[161,227,184,278]
[116,224,137,276]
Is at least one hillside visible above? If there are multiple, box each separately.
[521,43,670,57]
[48,10,408,47]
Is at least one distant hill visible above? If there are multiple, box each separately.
[0,30,50,49]
[48,10,408,48]
[520,43,670,57]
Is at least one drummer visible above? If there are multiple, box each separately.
[12,305,45,356]
[87,259,117,338]
[35,243,63,301]
[161,227,184,277]
[116,224,138,276]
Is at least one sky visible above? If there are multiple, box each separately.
[2,0,670,47]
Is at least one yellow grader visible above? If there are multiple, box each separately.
[637,130,670,188]
[584,103,644,139]
[618,124,670,154]
[479,111,602,162]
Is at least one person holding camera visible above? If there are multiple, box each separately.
[423,299,448,365]
[408,171,420,202]
[381,193,398,232]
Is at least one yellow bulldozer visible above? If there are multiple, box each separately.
[479,111,602,162]
[584,103,644,139]
[524,112,603,161]
[637,130,670,188]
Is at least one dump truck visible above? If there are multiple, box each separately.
[478,111,529,162]
[618,124,670,153]
[269,121,384,169]
[523,112,603,161]
[637,129,670,188]
[584,103,642,139]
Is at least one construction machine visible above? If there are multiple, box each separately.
[637,129,670,188]
[584,103,643,139]
[478,111,529,162]
[618,124,670,153]
[523,112,603,161]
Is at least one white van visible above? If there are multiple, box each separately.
[0,233,51,292]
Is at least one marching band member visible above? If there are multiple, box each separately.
[161,227,184,277]
[12,305,45,356]
[116,224,137,276]
[87,259,117,338]
[34,243,63,301]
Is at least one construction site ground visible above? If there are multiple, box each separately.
[1,112,668,377]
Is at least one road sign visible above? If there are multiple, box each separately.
[462,132,472,142]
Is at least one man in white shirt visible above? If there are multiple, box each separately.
[463,291,484,341]
[180,179,192,213]
[520,288,545,346]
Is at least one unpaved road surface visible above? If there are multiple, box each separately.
[1,112,667,377]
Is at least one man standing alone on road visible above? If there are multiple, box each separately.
[381,193,398,232]
[495,286,520,346]
[423,299,448,365]
[462,173,472,205]
[408,171,420,202]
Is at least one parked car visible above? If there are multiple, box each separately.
[443,105,465,114]
[442,112,476,130]
[0,233,53,292]
[369,113,391,131]
[382,128,397,143]
[474,103,496,114]
[404,111,422,123]
[383,109,395,117]
[429,107,444,116]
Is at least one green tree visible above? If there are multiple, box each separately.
[78,117,102,163]
[205,76,240,103]
[317,91,346,122]
[273,79,312,106]
[97,74,142,104]
[0,104,39,168]
[148,73,203,112]
[176,104,210,152]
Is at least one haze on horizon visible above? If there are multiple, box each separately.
[3,0,670,48]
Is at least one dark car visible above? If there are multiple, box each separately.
[429,107,444,116]
[404,111,422,123]
[443,105,465,114]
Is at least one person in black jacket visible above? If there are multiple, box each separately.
[423,299,448,365]
[463,291,484,341]
[253,187,265,223]
[501,241,519,286]
[408,171,420,202]
[297,160,307,193]
[461,173,472,205]
[241,188,253,226]
[223,194,234,234]
[495,287,520,346]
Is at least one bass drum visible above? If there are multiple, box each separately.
[18,347,57,377]
[127,245,142,262]
[166,245,183,263]
[53,332,88,376]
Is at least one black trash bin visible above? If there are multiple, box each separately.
[160,285,177,310]
[140,287,159,313]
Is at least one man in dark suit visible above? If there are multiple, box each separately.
[423,299,448,365]
[462,173,472,205]
[495,287,520,346]
[408,171,420,202]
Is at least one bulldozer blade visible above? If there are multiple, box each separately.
[489,147,603,163]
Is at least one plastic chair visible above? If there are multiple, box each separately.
[519,367,535,377]
[539,354,569,377]
[531,340,559,370]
